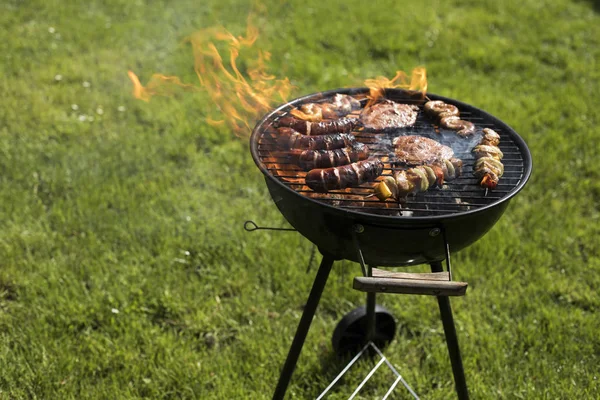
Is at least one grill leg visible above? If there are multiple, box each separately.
[430,261,469,400]
[272,254,335,400]
[365,265,376,341]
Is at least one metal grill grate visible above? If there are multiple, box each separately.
[254,92,526,218]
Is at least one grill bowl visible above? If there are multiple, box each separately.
[251,88,532,266]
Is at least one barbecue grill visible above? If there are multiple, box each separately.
[248,88,532,399]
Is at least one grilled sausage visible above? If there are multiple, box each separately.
[424,100,475,136]
[289,94,362,121]
[290,142,369,170]
[424,100,460,120]
[277,116,356,135]
[440,116,475,136]
[277,128,357,150]
[305,159,383,193]
[290,103,324,121]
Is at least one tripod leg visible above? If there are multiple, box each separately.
[365,265,376,341]
[272,254,335,400]
[431,261,469,400]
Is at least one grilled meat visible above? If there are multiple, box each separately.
[276,128,358,150]
[473,144,503,159]
[393,135,455,166]
[424,100,475,136]
[360,100,419,130]
[374,160,463,201]
[473,128,504,189]
[290,94,361,121]
[424,100,460,119]
[440,116,475,137]
[330,93,362,115]
[290,103,325,122]
[305,159,383,193]
[290,142,369,170]
[479,128,500,146]
[277,116,356,135]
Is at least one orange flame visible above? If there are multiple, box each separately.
[128,17,294,135]
[364,67,427,107]
[128,16,427,135]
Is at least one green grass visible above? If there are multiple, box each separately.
[1,0,600,398]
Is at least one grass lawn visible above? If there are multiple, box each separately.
[1,0,600,398]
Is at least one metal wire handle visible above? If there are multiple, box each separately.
[243,220,297,232]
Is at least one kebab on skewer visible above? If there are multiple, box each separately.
[473,128,504,189]
[373,159,463,201]
[424,100,475,136]
[373,134,463,200]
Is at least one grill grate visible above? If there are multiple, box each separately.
[254,93,526,218]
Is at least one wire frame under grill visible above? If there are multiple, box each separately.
[253,89,529,218]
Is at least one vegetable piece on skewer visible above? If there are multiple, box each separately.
[473,128,504,189]
[374,161,462,201]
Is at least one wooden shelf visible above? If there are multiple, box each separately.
[353,268,468,297]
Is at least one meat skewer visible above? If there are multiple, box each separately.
[277,116,356,135]
[276,128,358,150]
[374,159,463,201]
[424,100,475,136]
[305,159,383,193]
[290,142,369,170]
[473,128,504,189]
[290,94,362,121]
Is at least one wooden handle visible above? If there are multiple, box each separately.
[371,268,450,281]
[353,276,468,297]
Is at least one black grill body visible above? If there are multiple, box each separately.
[251,88,532,266]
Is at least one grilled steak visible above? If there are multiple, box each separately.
[360,100,419,130]
[393,135,454,166]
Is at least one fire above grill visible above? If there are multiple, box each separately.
[250,88,532,266]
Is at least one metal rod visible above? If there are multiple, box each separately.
[441,226,453,281]
[315,343,371,400]
[351,226,367,277]
[430,261,469,400]
[305,244,317,273]
[381,375,404,400]
[370,343,420,399]
[272,254,335,400]
[348,357,386,400]
[365,265,376,342]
